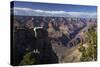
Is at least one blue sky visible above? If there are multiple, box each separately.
[12,1,97,13]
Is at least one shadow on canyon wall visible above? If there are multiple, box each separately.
[12,27,58,66]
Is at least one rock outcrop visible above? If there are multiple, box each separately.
[12,27,58,66]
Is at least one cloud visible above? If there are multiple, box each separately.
[67,12,97,18]
[12,7,97,18]
[13,7,67,14]
[33,9,66,14]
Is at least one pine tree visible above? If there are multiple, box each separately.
[19,52,37,65]
[79,26,97,61]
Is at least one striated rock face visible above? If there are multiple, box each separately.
[25,18,34,29]
[59,22,69,35]
[12,27,58,66]
[13,19,20,28]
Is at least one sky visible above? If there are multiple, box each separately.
[11,1,97,18]
[12,1,97,12]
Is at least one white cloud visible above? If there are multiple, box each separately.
[33,9,66,14]
[13,7,67,14]
[12,7,97,18]
[67,12,97,18]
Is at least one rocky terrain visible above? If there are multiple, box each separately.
[12,15,97,65]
